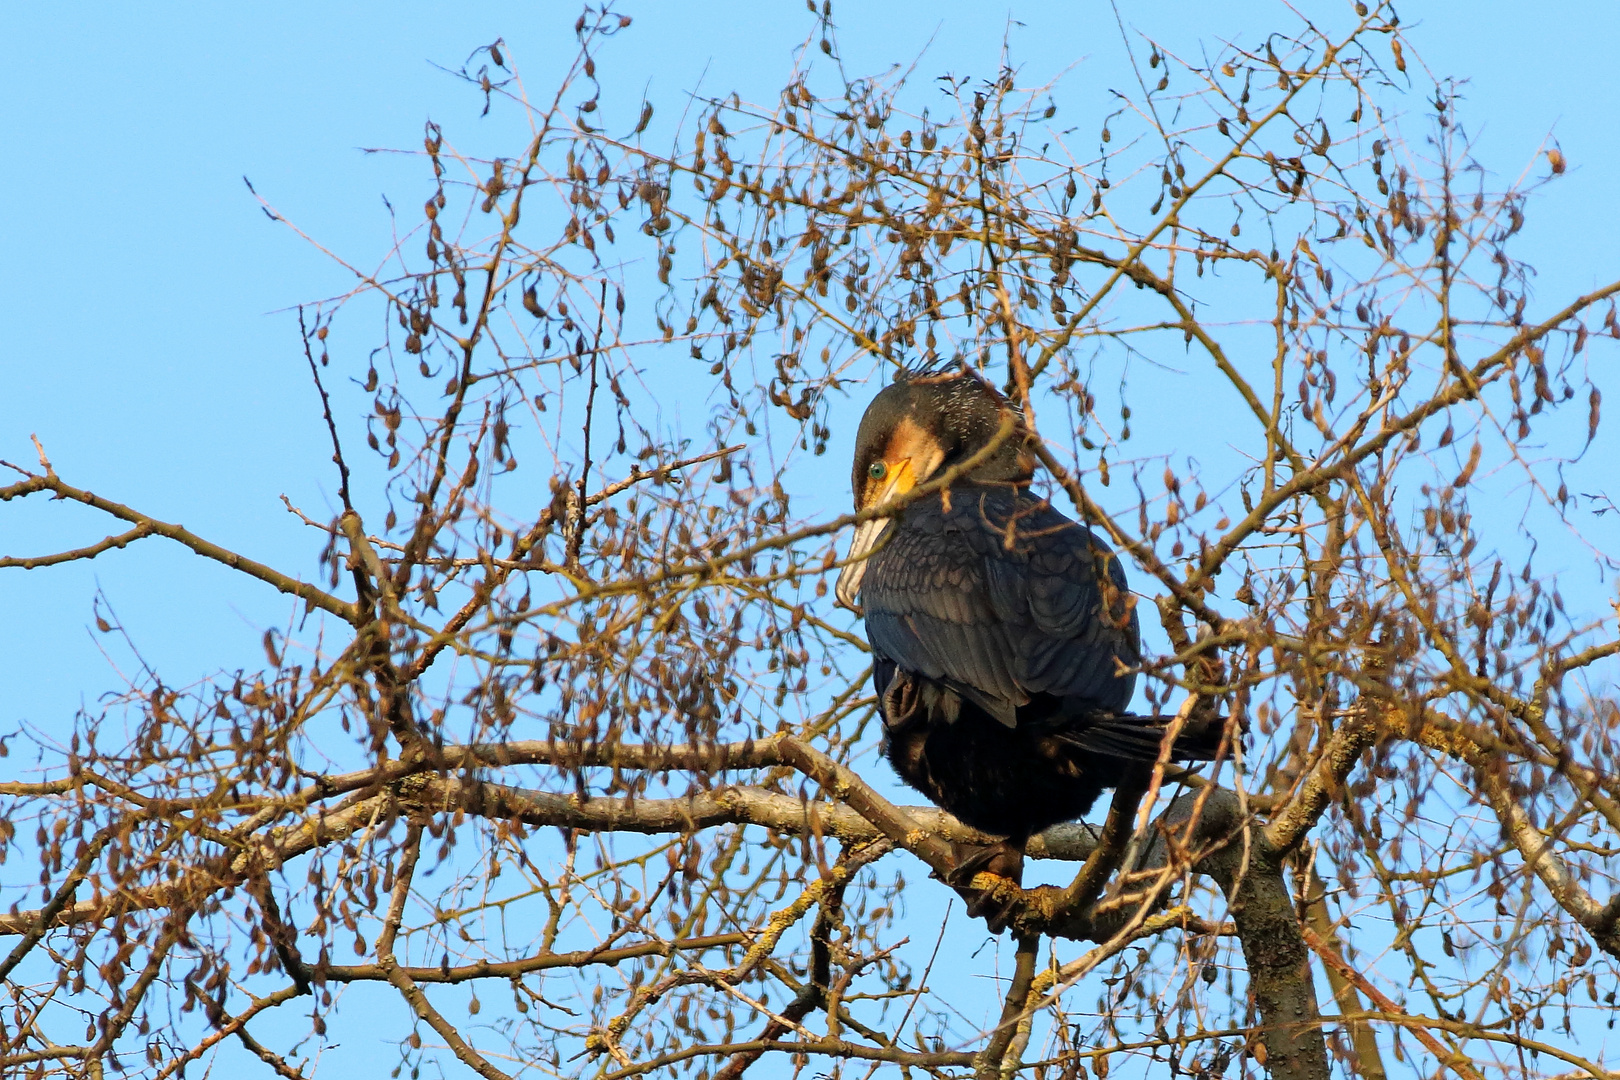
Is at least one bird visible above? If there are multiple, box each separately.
[835,367,1222,895]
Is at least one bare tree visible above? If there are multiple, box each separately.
[4,5,1619,1079]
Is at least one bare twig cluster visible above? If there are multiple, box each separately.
[4,4,1619,1079]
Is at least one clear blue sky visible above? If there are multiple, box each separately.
[4,2,1618,1075]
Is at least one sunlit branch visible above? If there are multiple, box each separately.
[0,471,357,622]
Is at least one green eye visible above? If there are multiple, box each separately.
[868,461,888,481]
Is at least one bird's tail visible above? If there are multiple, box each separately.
[1062,711,1235,763]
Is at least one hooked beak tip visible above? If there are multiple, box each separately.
[834,565,864,613]
[835,516,889,615]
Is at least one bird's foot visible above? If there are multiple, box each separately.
[962,879,1024,933]
[967,883,1074,936]
[948,840,1028,933]
[946,839,1025,888]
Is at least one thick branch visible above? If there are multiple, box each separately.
[1172,791,1329,1080]
[413,772,1095,860]
[1263,709,1378,855]
[974,933,1039,1080]
[1058,775,1147,913]
[1472,754,1620,958]
[773,735,958,876]
[0,779,1098,939]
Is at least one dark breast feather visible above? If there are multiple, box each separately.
[859,484,1140,721]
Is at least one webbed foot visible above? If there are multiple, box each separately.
[946,839,1026,887]
[948,839,1028,932]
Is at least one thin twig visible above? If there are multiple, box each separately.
[566,281,608,570]
[299,306,353,513]
[0,470,357,622]
[0,524,156,569]
[378,826,516,1080]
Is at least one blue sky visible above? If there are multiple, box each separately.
[5,1,1619,1075]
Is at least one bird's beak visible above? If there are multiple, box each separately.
[835,517,887,611]
[835,462,913,612]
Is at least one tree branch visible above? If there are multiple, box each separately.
[377,825,516,1080]
[321,933,746,985]
[1262,707,1378,855]
[1373,704,1620,958]
[1302,927,1482,1080]
[0,471,357,622]
[974,933,1039,1080]
[1170,790,1330,1080]
[0,523,156,569]
[1297,858,1387,1080]
[773,735,958,876]
[0,779,1103,940]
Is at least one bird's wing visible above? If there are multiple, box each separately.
[860,505,1027,724]
[991,499,1140,705]
[859,486,1139,722]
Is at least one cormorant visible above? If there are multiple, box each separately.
[836,368,1221,888]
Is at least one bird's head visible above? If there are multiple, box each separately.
[836,368,1033,610]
